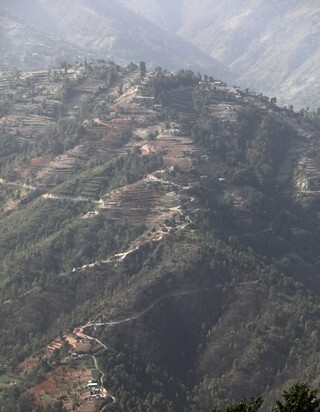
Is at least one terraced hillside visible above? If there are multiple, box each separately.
[1,63,320,412]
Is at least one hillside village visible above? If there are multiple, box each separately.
[0,60,318,227]
[0,61,320,411]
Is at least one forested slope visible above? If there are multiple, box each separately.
[0,62,320,411]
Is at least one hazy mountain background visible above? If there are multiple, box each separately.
[2,0,320,108]
[0,0,231,80]
[0,9,92,70]
[119,0,320,109]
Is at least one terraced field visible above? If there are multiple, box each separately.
[2,62,316,240]
[166,86,199,123]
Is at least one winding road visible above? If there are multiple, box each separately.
[75,279,260,410]
[82,287,215,331]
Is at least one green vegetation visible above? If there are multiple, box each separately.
[0,62,319,411]
[271,384,320,412]
[0,375,16,385]
[0,381,318,412]
[211,383,320,412]
[213,397,263,412]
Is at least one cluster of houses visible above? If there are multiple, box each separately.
[199,80,225,87]
[83,210,99,219]
[231,86,246,101]
[87,380,108,401]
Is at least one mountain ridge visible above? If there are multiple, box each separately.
[4,0,320,108]
[0,0,233,82]
[119,0,320,109]
[0,61,320,411]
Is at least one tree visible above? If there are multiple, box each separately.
[127,62,138,72]
[60,77,73,103]
[271,383,320,412]
[139,61,147,77]
[213,397,263,412]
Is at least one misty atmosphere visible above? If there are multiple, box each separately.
[0,1,320,411]
[1,0,320,107]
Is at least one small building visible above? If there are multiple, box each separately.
[87,382,98,388]
[200,155,209,161]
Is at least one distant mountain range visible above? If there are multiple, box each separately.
[0,0,231,81]
[1,1,320,107]
[120,0,320,109]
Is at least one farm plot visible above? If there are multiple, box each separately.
[27,366,94,411]
[165,86,199,123]
[3,115,56,141]
[18,332,106,411]
[142,134,199,176]
[85,115,133,139]
[26,133,126,193]
[97,171,190,245]
[194,155,229,180]
[295,153,320,191]
[301,156,320,178]
[82,140,124,164]
[14,154,54,181]
[0,75,9,92]
[276,141,308,184]
[22,71,48,86]
[67,79,108,108]
[101,180,162,224]
[0,374,19,387]
[34,154,76,188]
[207,102,240,122]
